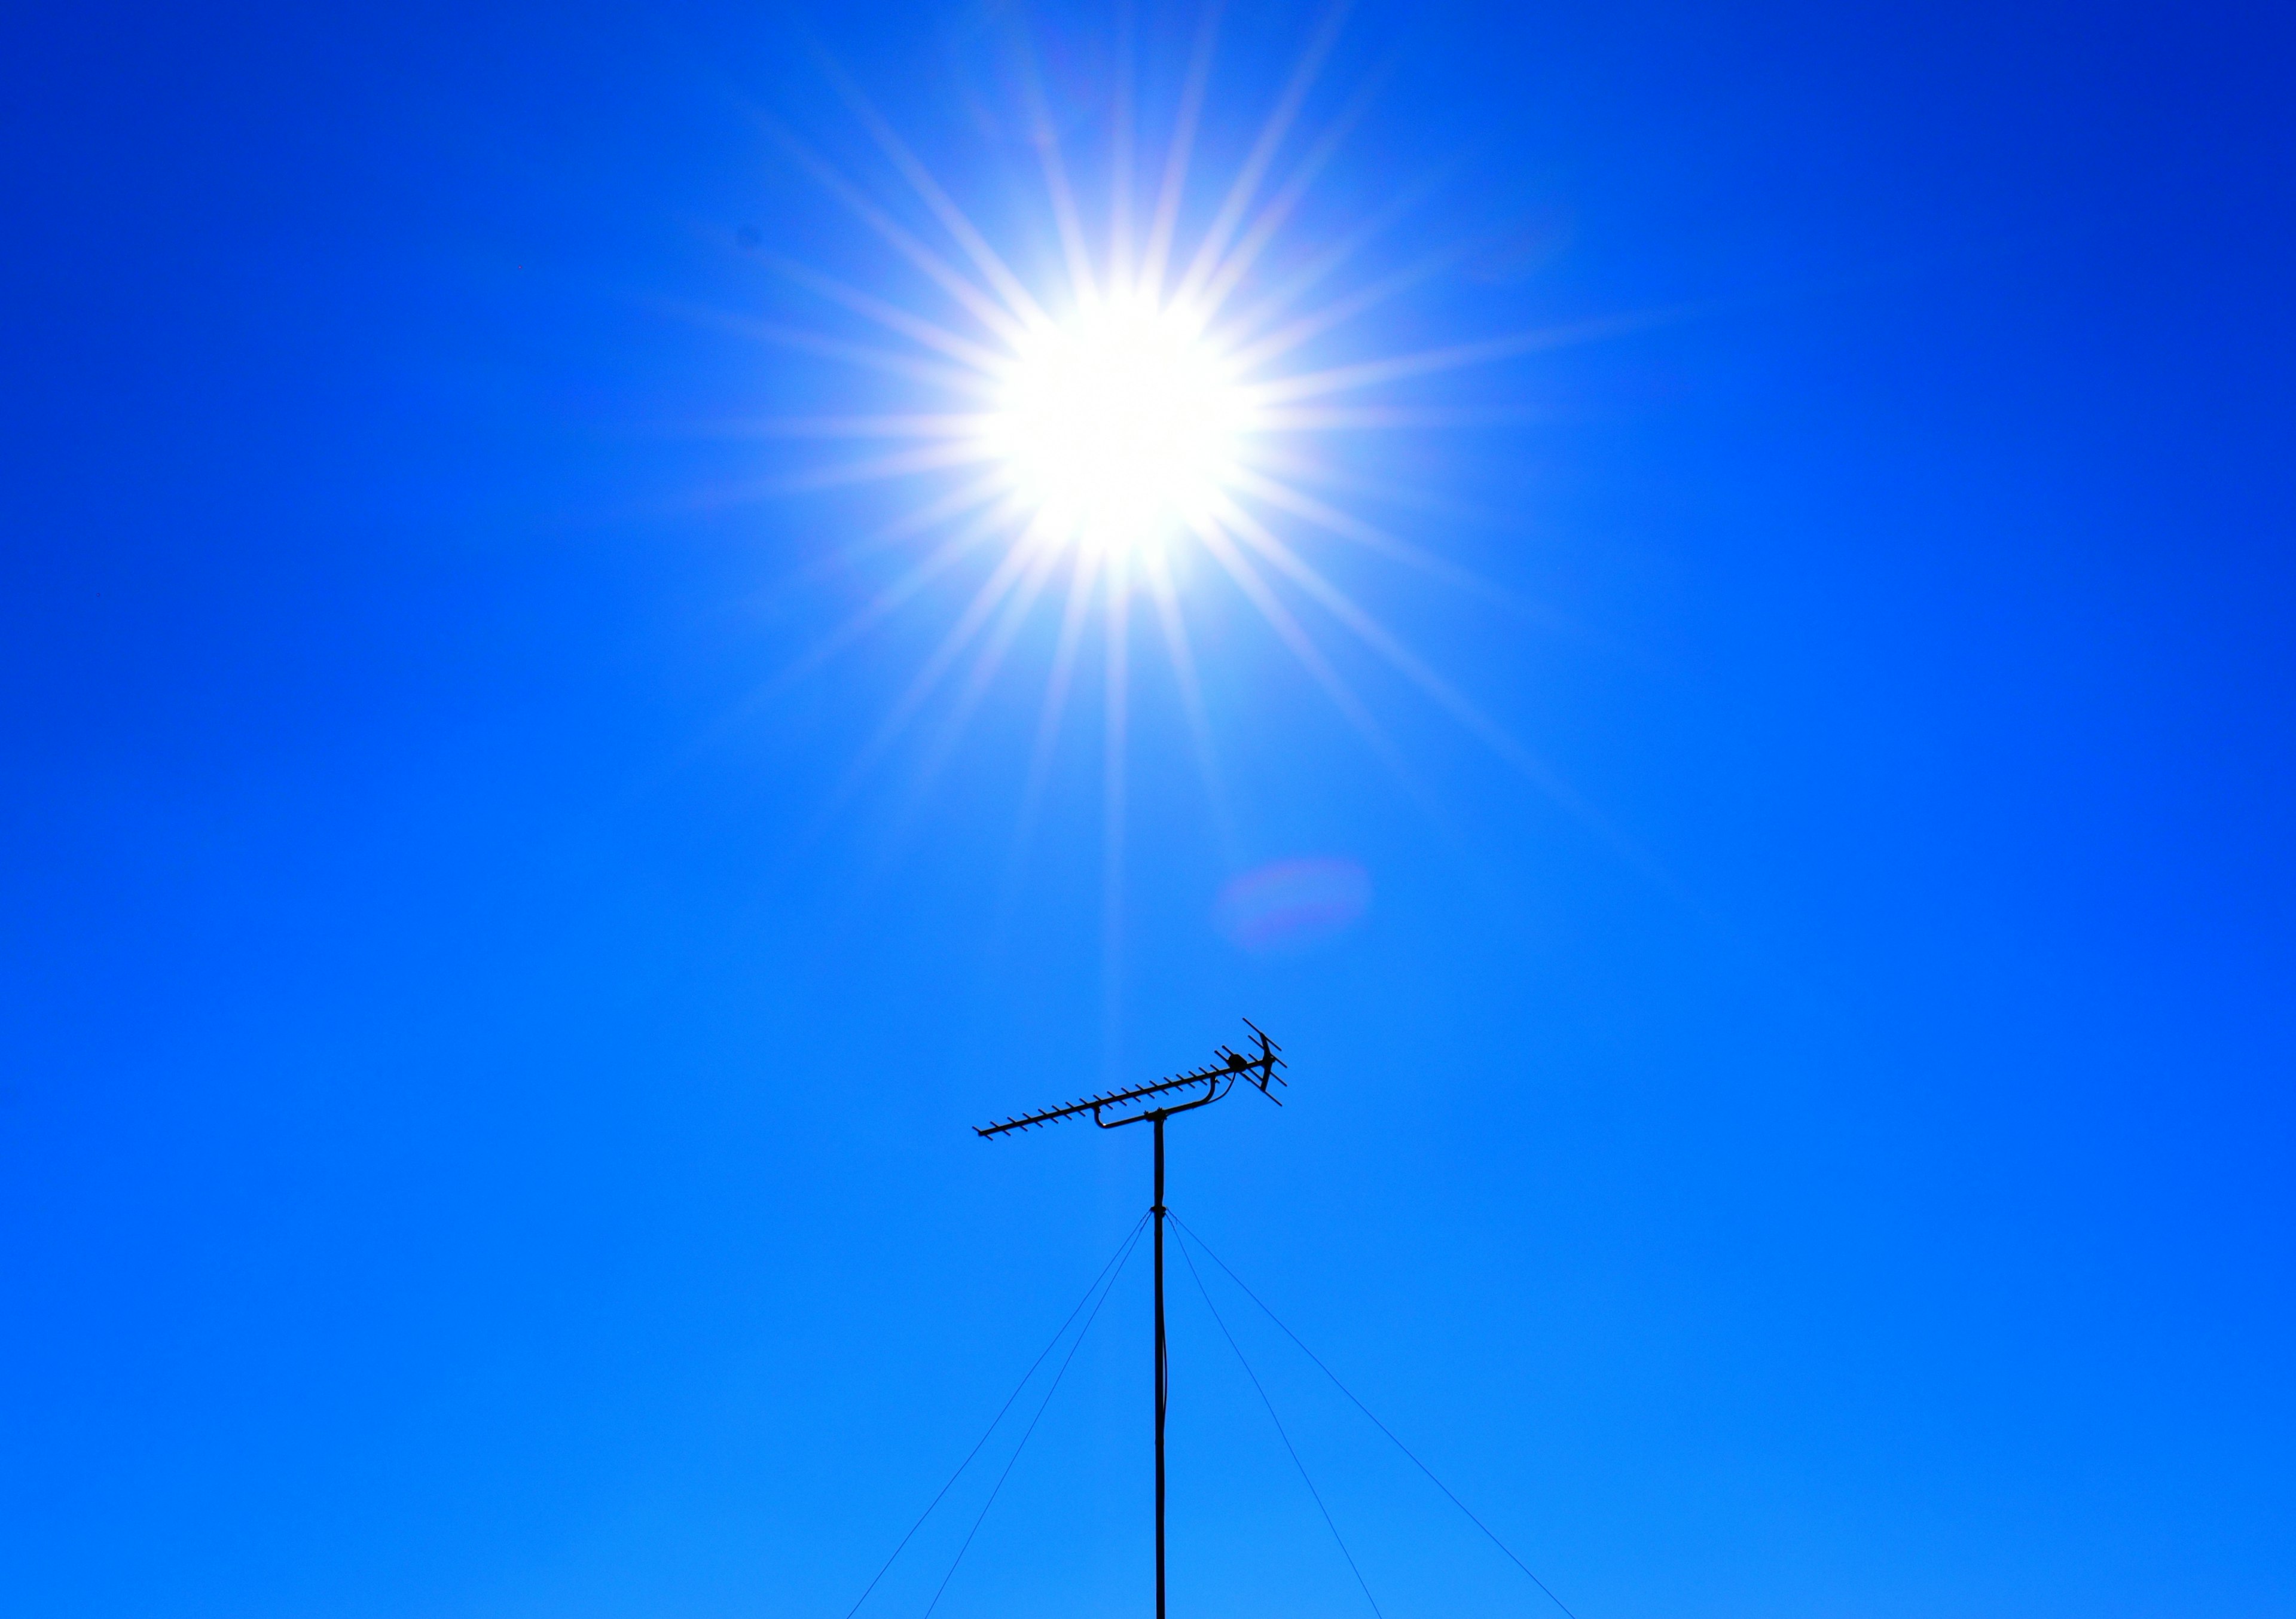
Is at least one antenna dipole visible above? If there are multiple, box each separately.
[978,1019,1286,1619]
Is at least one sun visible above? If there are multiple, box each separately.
[733,9,1610,874]
[987,295,1251,556]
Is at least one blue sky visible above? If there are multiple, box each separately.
[4,2,2292,1615]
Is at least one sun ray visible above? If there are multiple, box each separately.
[1187,513,1412,780]
[1219,497,1683,884]
[660,303,991,396]
[769,493,1027,694]
[1143,548,1240,863]
[1236,453,1614,650]
[1190,71,1382,328]
[1215,165,1449,346]
[1223,243,1467,374]
[1242,439,1499,527]
[856,540,1072,906]
[766,255,1011,376]
[1249,308,1674,406]
[1019,44,1103,309]
[908,536,1068,790]
[1250,405,1557,431]
[785,468,1010,591]
[1226,465,1512,602]
[825,531,1050,813]
[1110,1,1137,279]
[817,59,1052,332]
[633,442,996,518]
[657,493,1025,793]
[1171,1,1351,310]
[701,411,999,441]
[1141,2,1223,300]
[1100,549,1131,1075]
[1212,494,1599,805]
[763,121,1032,350]
[770,438,1002,495]
[1009,546,1106,876]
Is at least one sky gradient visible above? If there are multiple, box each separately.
[4,2,2293,1616]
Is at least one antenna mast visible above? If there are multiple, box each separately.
[978,1019,1286,1619]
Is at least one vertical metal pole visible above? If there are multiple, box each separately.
[1152,1111,1167,1619]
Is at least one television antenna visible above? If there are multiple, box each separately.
[977,1019,1286,1619]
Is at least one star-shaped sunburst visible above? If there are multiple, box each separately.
[712,7,1639,940]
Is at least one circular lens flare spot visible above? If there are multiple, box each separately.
[1214,857,1372,954]
[993,300,1245,552]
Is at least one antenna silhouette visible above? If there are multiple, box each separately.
[978,1019,1286,1619]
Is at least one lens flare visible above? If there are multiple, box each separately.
[1213,857,1372,952]
[989,298,1248,554]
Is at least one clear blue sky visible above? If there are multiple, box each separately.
[4,2,2292,1615]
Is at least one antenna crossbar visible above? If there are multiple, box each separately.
[975,1023,1283,1138]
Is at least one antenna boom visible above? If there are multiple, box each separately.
[975,1028,1283,1138]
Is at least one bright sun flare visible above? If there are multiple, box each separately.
[989,298,1249,554]
[740,8,1600,860]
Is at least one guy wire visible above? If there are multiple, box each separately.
[1171,1223,1387,1619]
[842,1210,1150,1619]
[918,1212,1150,1619]
[1171,1212,1583,1619]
